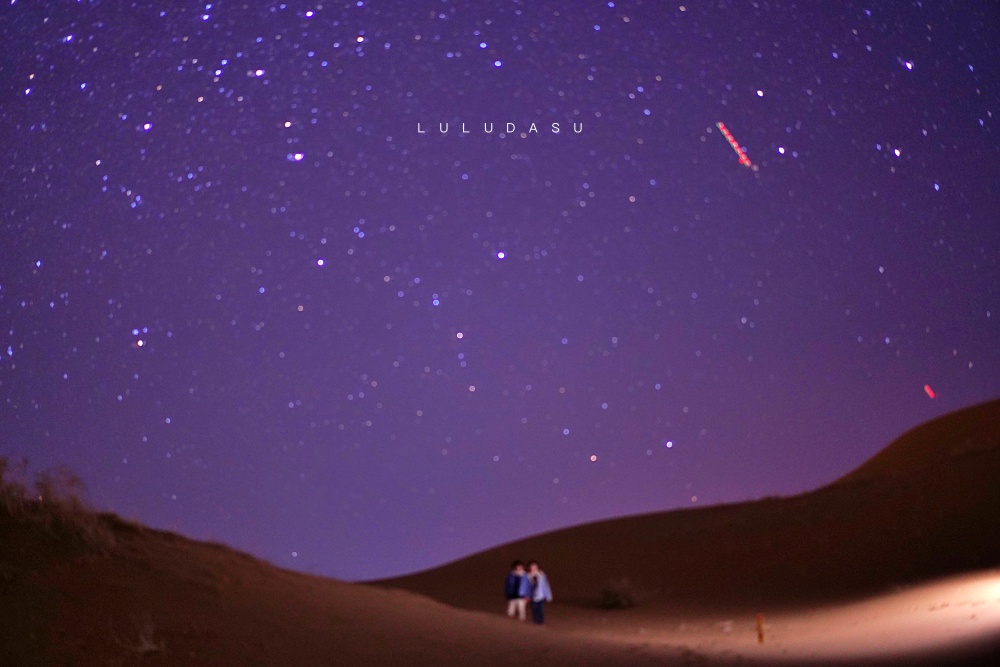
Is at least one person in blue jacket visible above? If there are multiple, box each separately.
[526,560,553,625]
[504,560,531,620]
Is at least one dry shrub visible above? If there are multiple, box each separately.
[0,457,31,520]
[597,577,655,610]
[0,457,116,554]
[112,613,165,663]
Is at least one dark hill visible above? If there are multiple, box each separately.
[382,399,1000,611]
[2,400,998,666]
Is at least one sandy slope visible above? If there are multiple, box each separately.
[381,399,1000,663]
[543,569,1000,665]
[1,400,998,665]
[1,517,705,666]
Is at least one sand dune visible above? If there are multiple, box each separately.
[0,513,699,666]
[531,569,1000,665]
[381,398,1000,663]
[383,399,1000,610]
[2,400,999,665]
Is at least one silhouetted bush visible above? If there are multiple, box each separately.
[112,613,165,659]
[0,458,30,520]
[0,457,115,554]
[598,577,639,609]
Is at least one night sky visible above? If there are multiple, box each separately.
[2,1,998,581]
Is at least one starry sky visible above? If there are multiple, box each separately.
[2,0,998,581]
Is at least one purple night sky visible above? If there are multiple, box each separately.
[1,1,998,580]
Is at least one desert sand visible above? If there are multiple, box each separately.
[2,399,999,665]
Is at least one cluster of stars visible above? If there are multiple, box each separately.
[0,0,996,581]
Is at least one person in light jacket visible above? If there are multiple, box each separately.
[526,560,553,625]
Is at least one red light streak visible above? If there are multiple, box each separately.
[716,121,755,170]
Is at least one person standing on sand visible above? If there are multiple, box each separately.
[504,560,531,621]
[526,560,553,625]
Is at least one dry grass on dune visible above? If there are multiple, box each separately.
[0,459,118,556]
